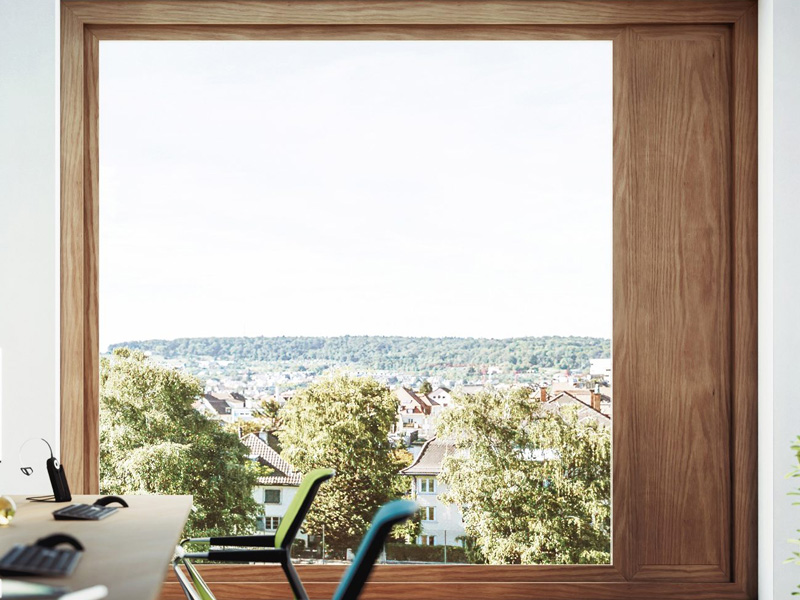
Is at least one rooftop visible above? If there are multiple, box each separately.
[241,433,303,486]
[401,438,455,476]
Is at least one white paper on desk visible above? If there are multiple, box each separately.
[0,578,66,598]
[58,585,108,600]
[0,580,107,600]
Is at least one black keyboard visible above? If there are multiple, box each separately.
[53,503,119,521]
[0,544,82,577]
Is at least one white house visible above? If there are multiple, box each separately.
[396,387,441,439]
[589,358,612,385]
[400,438,465,547]
[427,387,454,407]
[195,391,255,423]
[240,433,306,540]
[546,390,612,426]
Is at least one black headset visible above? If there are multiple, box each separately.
[19,437,58,476]
[18,438,72,502]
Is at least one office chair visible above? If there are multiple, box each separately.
[173,500,417,600]
[176,468,334,600]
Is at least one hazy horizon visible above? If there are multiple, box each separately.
[99,41,612,351]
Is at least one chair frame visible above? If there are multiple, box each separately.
[174,500,418,600]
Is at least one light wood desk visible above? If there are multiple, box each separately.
[2,495,192,600]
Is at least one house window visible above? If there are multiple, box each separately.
[263,489,281,504]
[419,477,436,494]
[265,516,282,531]
[421,506,435,521]
[420,535,436,546]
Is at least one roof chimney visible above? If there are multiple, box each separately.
[591,383,602,412]
[540,387,548,403]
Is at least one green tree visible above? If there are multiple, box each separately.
[419,380,433,395]
[100,348,259,537]
[279,374,404,554]
[788,435,800,595]
[438,388,611,564]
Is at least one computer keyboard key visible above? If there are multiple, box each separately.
[0,543,82,577]
[53,504,118,521]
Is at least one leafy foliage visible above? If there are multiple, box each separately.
[99,348,259,537]
[110,335,610,372]
[438,388,611,564]
[278,374,408,554]
[788,436,800,595]
[386,543,469,563]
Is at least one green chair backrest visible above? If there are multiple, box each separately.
[331,500,417,600]
[275,467,335,549]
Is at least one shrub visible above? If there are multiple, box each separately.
[385,543,469,563]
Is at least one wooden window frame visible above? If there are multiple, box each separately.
[59,2,757,599]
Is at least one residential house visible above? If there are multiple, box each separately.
[545,390,612,426]
[396,387,442,439]
[240,433,306,540]
[195,391,255,423]
[400,438,466,547]
[589,358,613,385]
[427,386,453,407]
[541,384,613,418]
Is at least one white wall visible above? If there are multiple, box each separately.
[0,0,60,494]
[253,484,299,520]
[0,0,798,594]
[416,478,465,546]
[760,0,800,597]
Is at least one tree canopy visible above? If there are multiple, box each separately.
[99,348,259,537]
[438,388,611,564]
[278,374,409,554]
[788,435,800,594]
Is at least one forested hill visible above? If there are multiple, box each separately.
[109,335,610,372]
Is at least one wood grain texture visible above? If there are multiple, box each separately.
[3,495,192,600]
[611,25,635,581]
[64,1,754,26]
[83,28,100,495]
[729,6,758,598]
[159,579,750,600]
[87,24,624,41]
[60,3,86,494]
[630,564,727,582]
[161,563,625,584]
[614,24,733,579]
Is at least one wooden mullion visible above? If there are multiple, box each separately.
[159,578,752,600]
[86,23,625,41]
[83,26,101,495]
[60,3,87,493]
[729,5,758,597]
[64,0,753,27]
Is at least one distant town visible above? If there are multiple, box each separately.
[103,335,612,561]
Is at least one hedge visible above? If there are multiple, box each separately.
[385,543,469,563]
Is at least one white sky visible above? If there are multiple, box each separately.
[99,41,612,350]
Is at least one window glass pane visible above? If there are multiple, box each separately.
[100,39,612,566]
[264,489,281,504]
